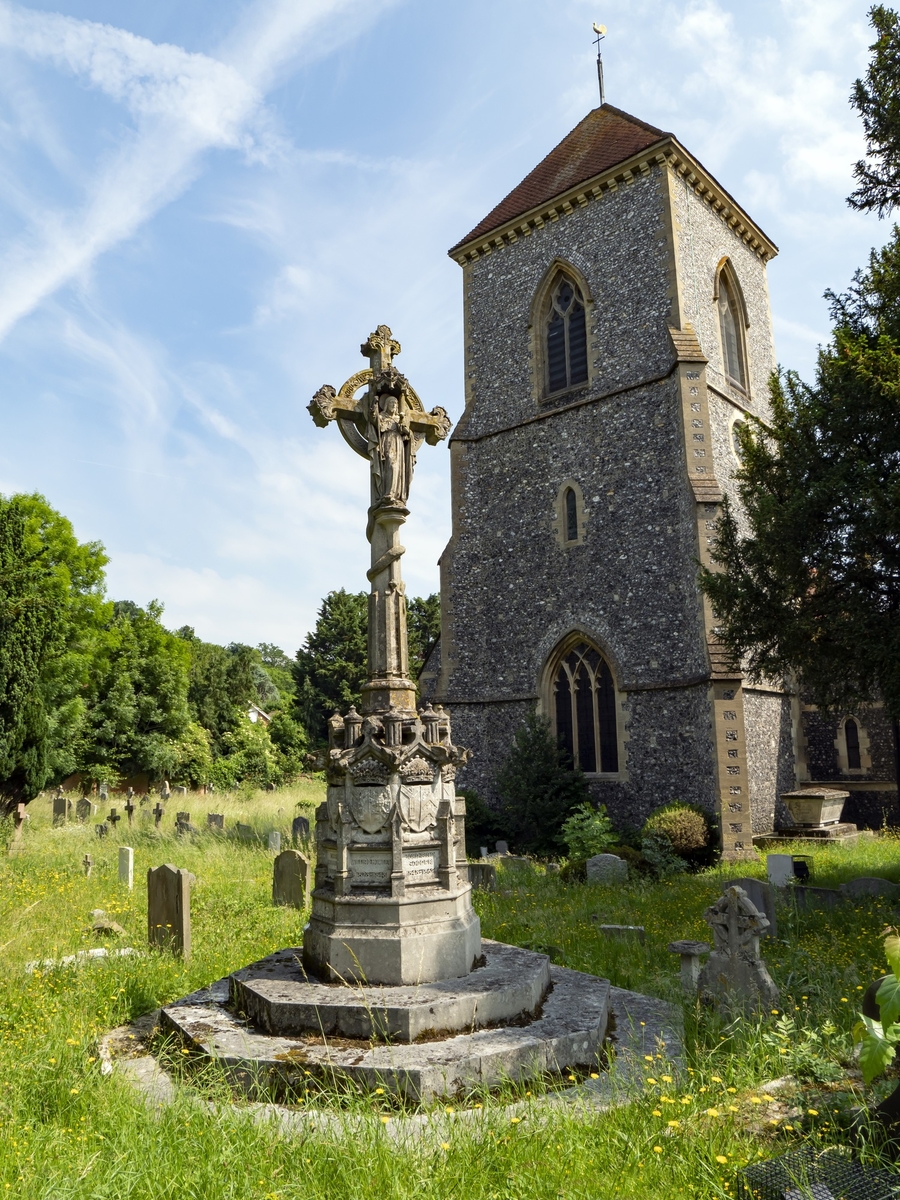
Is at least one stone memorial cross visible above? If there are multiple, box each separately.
[697,885,779,1009]
[82,854,93,878]
[153,802,165,828]
[107,808,121,831]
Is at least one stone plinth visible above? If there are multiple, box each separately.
[231,941,549,1041]
[780,787,849,828]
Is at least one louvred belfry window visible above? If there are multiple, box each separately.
[552,641,618,773]
[546,275,588,393]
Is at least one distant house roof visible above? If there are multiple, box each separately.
[248,703,271,725]
[449,105,669,255]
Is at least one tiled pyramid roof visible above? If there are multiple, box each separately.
[450,104,670,255]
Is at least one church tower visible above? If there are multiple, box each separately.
[429,104,797,855]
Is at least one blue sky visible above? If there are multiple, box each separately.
[0,0,887,653]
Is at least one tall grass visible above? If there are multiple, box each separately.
[1,789,899,1198]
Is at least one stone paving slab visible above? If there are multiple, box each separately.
[231,940,551,1041]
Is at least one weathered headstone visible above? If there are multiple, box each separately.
[82,854,93,878]
[272,850,311,908]
[147,864,194,957]
[480,845,489,859]
[107,808,121,832]
[586,853,628,884]
[174,785,188,796]
[139,792,151,807]
[207,813,224,830]
[52,795,67,826]
[697,885,778,1009]
[468,862,497,891]
[11,802,26,846]
[236,823,254,842]
[597,923,645,942]
[291,815,310,844]
[726,877,777,938]
[153,802,165,828]
[268,830,282,853]
[118,846,134,890]
[99,782,109,803]
[160,781,171,801]
[495,840,509,856]
[841,876,900,900]
[76,797,92,822]
[175,812,198,836]
[766,853,795,889]
[95,823,108,839]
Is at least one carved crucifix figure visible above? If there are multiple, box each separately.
[309,326,451,716]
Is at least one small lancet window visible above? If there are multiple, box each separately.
[845,719,861,770]
[564,487,578,542]
[552,641,618,773]
[546,274,588,393]
[718,273,746,388]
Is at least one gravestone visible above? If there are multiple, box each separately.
[174,786,187,796]
[207,813,224,830]
[291,815,310,844]
[139,793,151,807]
[95,823,108,839]
[118,846,134,890]
[726,877,777,938]
[107,808,121,832]
[480,845,489,859]
[586,853,628,884]
[495,840,509,856]
[766,854,795,889]
[697,885,778,1009]
[147,864,194,958]
[99,782,109,803]
[76,797,92,822]
[12,803,26,845]
[153,802,165,828]
[468,862,497,891]
[268,831,281,853]
[52,795,67,826]
[841,877,900,900]
[236,823,254,842]
[82,854,93,878]
[597,924,645,942]
[175,812,199,836]
[272,850,311,908]
[124,794,136,826]
[126,787,134,801]
[160,781,171,801]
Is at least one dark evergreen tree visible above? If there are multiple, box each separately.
[495,708,590,856]
[850,6,900,216]
[407,592,441,679]
[293,589,368,740]
[700,228,900,720]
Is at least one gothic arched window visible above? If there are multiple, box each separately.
[551,640,618,773]
[845,719,861,770]
[564,487,578,542]
[717,271,746,388]
[545,274,588,394]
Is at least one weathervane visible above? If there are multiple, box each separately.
[593,21,607,105]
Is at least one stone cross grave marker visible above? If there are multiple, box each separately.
[76,797,92,822]
[107,808,121,832]
[118,846,134,890]
[147,864,194,958]
[697,885,778,1010]
[52,794,67,826]
[291,815,310,845]
[268,830,281,853]
[95,823,108,839]
[82,854,93,878]
[725,877,777,938]
[153,802,165,828]
[207,813,224,830]
[124,793,136,826]
[272,850,312,908]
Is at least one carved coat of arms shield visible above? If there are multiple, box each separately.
[349,786,393,834]
[400,781,440,833]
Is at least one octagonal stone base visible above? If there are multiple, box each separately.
[231,941,550,1042]
[304,885,481,985]
[160,941,610,1101]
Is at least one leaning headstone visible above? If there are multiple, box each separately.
[841,877,900,900]
[82,854,93,878]
[207,813,224,830]
[766,854,795,889]
[76,797,92,822]
[726,877,777,938]
[272,850,311,908]
[291,815,310,844]
[495,840,509,856]
[52,795,67,826]
[175,812,198,836]
[236,823,254,842]
[697,885,779,1009]
[268,830,282,853]
[95,823,108,839]
[586,853,628,884]
[147,864,194,958]
[118,846,134,890]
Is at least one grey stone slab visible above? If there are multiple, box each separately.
[268,831,282,853]
[596,924,645,942]
[272,851,311,909]
[586,854,628,884]
[230,940,550,1041]
[162,958,609,1102]
[766,853,795,888]
[725,877,777,937]
[841,876,900,900]
[236,823,255,842]
[147,864,194,958]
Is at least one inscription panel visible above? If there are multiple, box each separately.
[403,850,438,881]
[350,849,392,885]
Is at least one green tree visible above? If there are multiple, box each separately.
[408,592,441,679]
[293,589,368,740]
[700,229,900,720]
[850,6,900,216]
[0,499,66,809]
[79,600,191,783]
[495,709,590,856]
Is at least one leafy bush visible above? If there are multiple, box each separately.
[496,709,590,856]
[560,802,616,860]
[459,789,506,858]
[640,831,687,879]
[641,800,717,869]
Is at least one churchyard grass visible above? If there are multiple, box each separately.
[2,789,900,1199]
